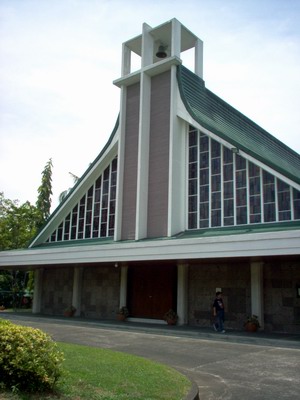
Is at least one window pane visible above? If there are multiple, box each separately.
[212,192,221,209]
[200,135,209,151]
[248,162,260,177]
[189,130,197,146]
[200,169,209,185]
[236,188,247,206]
[200,203,209,219]
[237,207,247,225]
[236,154,246,170]
[189,146,198,162]
[189,179,198,195]
[224,182,233,199]
[189,196,197,212]
[236,170,246,188]
[211,175,221,192]
[224,199,233,217]
[188,213,197,229]
[263,184,275,202]
[249,177,260,195]
[200,186,209,202]
[211,209,221,226]
[264,203,276,222]
[223,164,233,181]
[200,152,209,168]
[223,147,233,163]
[211,158,221,174]
[189,162,197,179]
[211,140,220,157]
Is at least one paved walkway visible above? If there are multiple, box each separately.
[2,313,300,400]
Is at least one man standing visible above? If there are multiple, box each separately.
[213,291,225,333]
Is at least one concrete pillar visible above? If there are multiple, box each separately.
[119,265,128,307]
[72,267,83,316]
[121,44,131,76]
[195,38,203,78]
[251,261,264,329]
[177,263,189,325]
[32,268,43,314]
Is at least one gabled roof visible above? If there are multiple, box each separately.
[177,65,300,185]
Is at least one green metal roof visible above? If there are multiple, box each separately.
[177,65,300,185]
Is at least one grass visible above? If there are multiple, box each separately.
[0,342,191,400]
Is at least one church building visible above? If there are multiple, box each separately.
[1,19,300,332]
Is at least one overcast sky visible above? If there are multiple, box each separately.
[1,0,299,211]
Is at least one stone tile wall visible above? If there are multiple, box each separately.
[81,266,120,319]
[41,267,74,315]
[264,259,300,333]
[188,261,251,330]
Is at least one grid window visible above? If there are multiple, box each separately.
[48,156,118,242]
[187,125,299,230]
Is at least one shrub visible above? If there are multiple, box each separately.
[0,319,64,393]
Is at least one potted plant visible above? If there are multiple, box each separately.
[244,315,260,332]
[164,309,178,325]
[117,306,129,321]
[64,305,76,317]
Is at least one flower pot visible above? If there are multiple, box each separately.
[166,319,177,325]
[64,311,75,317]
[117,314,126,321]
[245,322,258,332]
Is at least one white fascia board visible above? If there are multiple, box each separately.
[1,229,299,268]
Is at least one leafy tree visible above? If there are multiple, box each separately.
[36,158,53,228]
[0,193,39,250]
[0,193,38,307]
[0,158,54,308]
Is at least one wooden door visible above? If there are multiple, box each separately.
[127,264,177,319]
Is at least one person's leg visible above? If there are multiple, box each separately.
[218,311,225,332]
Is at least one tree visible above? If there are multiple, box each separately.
[0,193,38,307]
[36,158,53,228]
[0,193,39,250]
[0,158,54,308]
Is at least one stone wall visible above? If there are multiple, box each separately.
[81,266,120,319]
[188,261,251,330]
[41,267,73,315]
[264,259,300,332]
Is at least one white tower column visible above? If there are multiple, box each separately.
[177,263,189,325]
[195,38,203,78]
[32,268,43,314]
[251,261,264,329]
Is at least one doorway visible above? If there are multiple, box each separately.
[127,264,177,319]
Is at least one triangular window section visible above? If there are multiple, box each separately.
[47,156,117,242]
[188,126,300,229]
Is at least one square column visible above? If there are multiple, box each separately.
[177,263,189,325]
[119,265,128,308]
[32,268,43,314]
[251,261,264,329]
[72,267,83,316]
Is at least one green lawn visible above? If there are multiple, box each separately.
[1,342,191,400]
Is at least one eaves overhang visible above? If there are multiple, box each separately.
[1,229,299,269]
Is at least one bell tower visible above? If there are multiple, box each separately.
[114,19,203,241]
